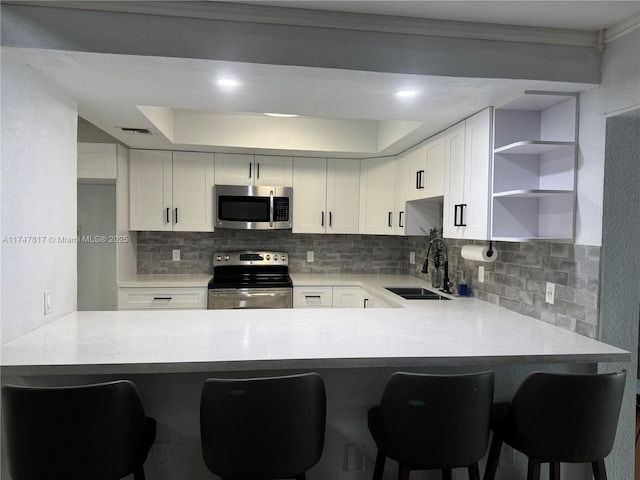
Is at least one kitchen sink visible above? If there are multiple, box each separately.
[384,287,450,300]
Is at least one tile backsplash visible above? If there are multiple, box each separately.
[406,237,600,338]
[136,231,408,276]
[137,231,600,338]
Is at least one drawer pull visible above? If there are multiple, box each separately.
[153,297,172,301]
[305,295,322,299]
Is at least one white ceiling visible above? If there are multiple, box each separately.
[6,1,639,157]
[237,0,640,30]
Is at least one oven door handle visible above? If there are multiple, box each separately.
[269,190,274,228]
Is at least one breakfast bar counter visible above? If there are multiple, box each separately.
[1,295,629,376]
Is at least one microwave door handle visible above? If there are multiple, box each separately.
[269,190,274,227]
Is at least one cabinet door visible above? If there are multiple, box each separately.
[254,156,293,186]
[424,132,445,198]
[172,152,215,232]
[359,157,396,234]
[462,108,492,240]
[394,156,409,235]
[443,122,466,238]
[293,158,327,233]
[77,143,117,180]
[403,147,427,202]
[129,150,173,231]
[333,286,366,308]
[214,153,253,185]
[327,159,360,234]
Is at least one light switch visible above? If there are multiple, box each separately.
[307,251,314,263]
[172,249,180,261]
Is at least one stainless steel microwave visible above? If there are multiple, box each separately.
[215,185,293,230]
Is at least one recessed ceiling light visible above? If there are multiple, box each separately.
[264,113,299,118]
[217,78,240,87]
[396,90,417,97]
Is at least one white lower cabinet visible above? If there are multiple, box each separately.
[293,286,333,308]
[293,286,397,309]
[367,293,401,308]
[118,287,207,310]
[332,286,368,308]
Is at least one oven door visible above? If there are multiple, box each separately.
[208,288,293,309]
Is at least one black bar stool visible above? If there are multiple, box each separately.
[200,372,326,480]
[2,380,157,480]
[368,371,495,480]
[483,370,626,480]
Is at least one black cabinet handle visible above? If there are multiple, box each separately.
[399,211,404,228]
[418,170,425,189]
[388,212,392,227]
[305,295,321,299]
[249,162,252,179]
[416,171,420,190]
[321,211,325,227]
[454,204,468,227]
[257,163,260,179]
[364,298,369,308]
[329,211,333,227]
[153,297,172,301]
[175,208,178,224]
[166,207,170,223]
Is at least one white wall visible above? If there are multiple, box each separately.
[575,28,640,246]
[1,57,78,343]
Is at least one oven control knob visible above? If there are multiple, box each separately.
[216,255,222,262]
[224,255,230,261]
[273,255,278,260]
[266,254,271,260]
[281,255,286,261]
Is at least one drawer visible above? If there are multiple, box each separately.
[118,287,207,310]
[293,286,333,308]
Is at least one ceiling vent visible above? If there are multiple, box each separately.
[120,127,153,136]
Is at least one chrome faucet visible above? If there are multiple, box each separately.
[421,237,452,294]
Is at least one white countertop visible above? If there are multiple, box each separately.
[1,280,629,375]
[118,274,212,288]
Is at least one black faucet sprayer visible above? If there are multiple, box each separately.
[422,237,451,294]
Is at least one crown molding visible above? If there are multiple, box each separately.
[3,0,599,48]
[605,12,640,43]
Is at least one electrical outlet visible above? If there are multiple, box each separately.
[545,282,555,304]
[409,251,416,264]
[478,266,485,283]
[151,443,169,468]
[307,251,314,262]
[43,290,52,315]
[343,443,365,472]
[172,249,180,261]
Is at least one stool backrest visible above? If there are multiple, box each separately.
[377,371,495,469]
[200,372,326,479]
[2,380,149,480]
[510,370,626,462]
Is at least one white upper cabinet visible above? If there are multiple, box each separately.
[403,132,445,202]
[130,150,215,232]
[77,143,117,181]
[491,92,578,241]
[443,108,493,240]
[172,152,216,232]
[293,157,327,234]
[215,153,292,186]
[293,158,360,234]
[326,159,360,234]
[359,157,397,235]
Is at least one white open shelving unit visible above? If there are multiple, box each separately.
[491,91,578,241]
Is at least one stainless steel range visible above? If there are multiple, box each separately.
[207,251,293,309]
